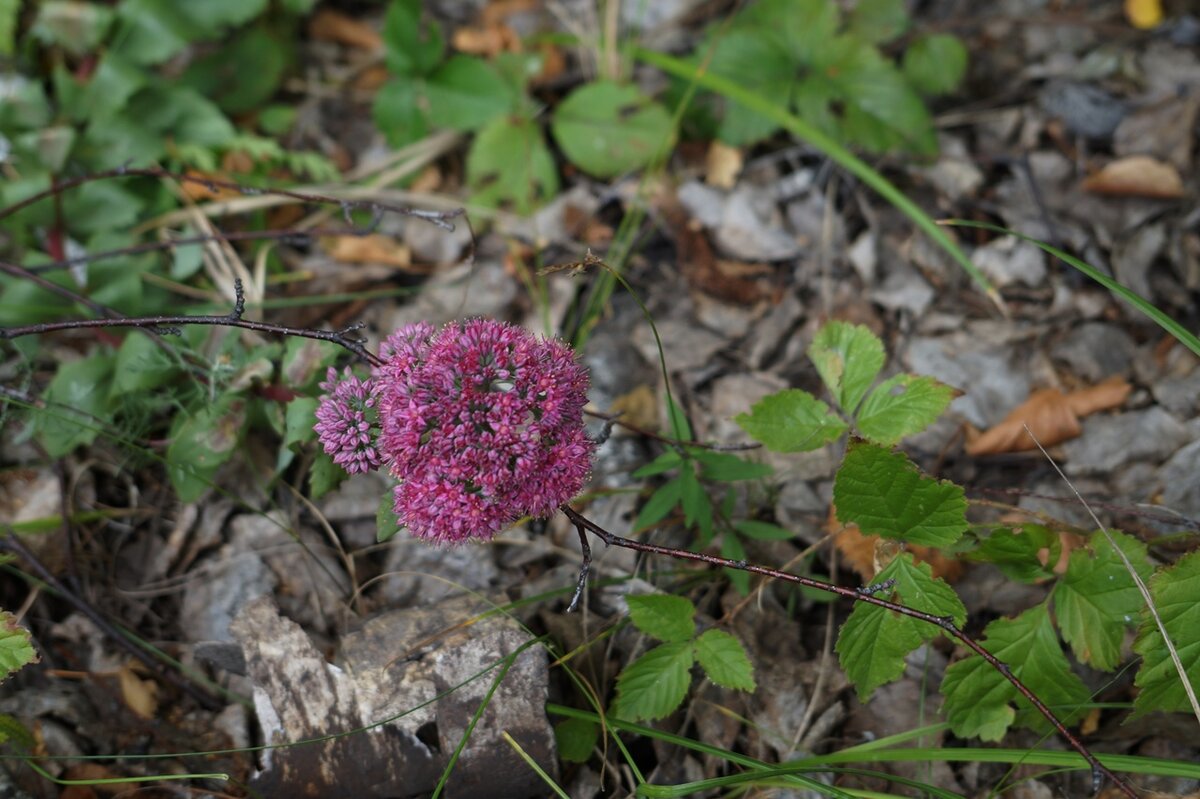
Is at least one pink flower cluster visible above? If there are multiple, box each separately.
[314,319,594,544]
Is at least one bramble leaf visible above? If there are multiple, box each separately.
[0,612,38,682]
[971,525,1059,583]
[903,34,968,96]
[809,322,885,414]
[847,0,909,44]
[554,718,597,763]
[466,115,558,214]
[855,374,955,445]
[166,397,246,502]
[373,78,430,149]
[941,603,1089,740]
[35,354,117,457]
[735,390,848,452]
[1053,530,1152,670]
[381,0,443,76]
[551,81,673,178]
[1131,549,1200,718]
[626,594,695,643]
[425,56,515,131]
[613,641,693,722]
[111,333,179,396]
[833,441,967,547]
[694,629,755,691]
[836,554,965,700]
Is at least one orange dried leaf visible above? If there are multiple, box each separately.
[1082,155,1184,199]
[309,9,383,50]
[828,507,963,582]
[1064,375,1132,416]
[323,234,415,269]
[179,170,241,202]
[966,388,1082,455]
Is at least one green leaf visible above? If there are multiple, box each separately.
[847,0,910,44]
[694,629,755,691]
[827,42,937,156]
[33,1,113,56]
[722,534,750,594]
[309,449,347,500]
[836,554,965,700]
[971,525,1058,583]
[0,713,35,749]
[382,0,443,76]
[376,491,401,543]
[613,641,694,722]
[679,465,712,539]
[903,34,968,96]
[551,81,673,179]
[1053,530,1152,671]
[166,397,246,502]
[111,333,179,396]
[62,180,143,237]
[181,25,289,115]
[626,594,695,643]
[35,355,116,457]
[373,78,431,149]
[834,442,967,547]
[941,603,1089,740]
[0,0,18,57]
[282,338,340,391]
[284,398,319,449]
[425,56,515,131]
[636,477,682,530]
[0,612,38,683]
[703,29,793,146]
[1131,549,1200,718]
[113,0,192,65]
[809,321,885,414]
[691,450,772,482]
[734,389,848,453]
[554,718,597,764]
[126,86,236,147]
[466,115,558,214]
[666,396,691,441]
[855,374,955,445]
[632,450,682,479]
[176,0,267,36]
[734,520,794,541]
[738,0,838,65]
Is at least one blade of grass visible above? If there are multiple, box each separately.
[630,46,1004,315]
[941,220,1200,358]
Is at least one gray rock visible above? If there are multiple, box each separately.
[1051,322,1138,381]
[1037,80,1127,139]
[1158,438,1200,517]
[870,262,934,316]
[972,235,1047,288]
[182,551,277,642]
[1152,369,1200,416]
[380,536,500,607]
[1062,407,1188,474]
[906,337,1030,428]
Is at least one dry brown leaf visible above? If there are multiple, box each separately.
[828,507,964,582]
[967,377,1131,456]
[354,64,390,92]
[705,141,743,189]
[308,8,383,50]
[323,234,415,270]
[178,170,241,202]
[116,662,158,719]
[452,23,520,57]
[1082,155,1185,198]
[609,384,660,431]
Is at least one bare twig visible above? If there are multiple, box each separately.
[560,505,1141,799]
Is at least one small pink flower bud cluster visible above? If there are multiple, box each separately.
[313,367,381,475]
[314,319,594,544]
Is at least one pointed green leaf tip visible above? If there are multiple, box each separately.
[694,629,755,691]
[626,594,695,643]
[833,441,966,547]
[612,641,693,722]
[855,374,955,445]
[1132,549,1200,718]
[941,603,1089,741]
[735,389,848,452]
[836,554,965,701]
[808,321,885,415]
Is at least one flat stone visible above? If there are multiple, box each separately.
[870,262,934,316]
[1051,322,1138,381]
[1152,369,1200,416]
[1158,438,1200,517]
[972,235,1047,288]
[1062,407,1188,474]
[906,337,1030,428]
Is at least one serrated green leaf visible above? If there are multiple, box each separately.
[309,449,347,500]
[373,78,430,149]
[636,477,682,530]
[631,450,682,478]
[971,525,1057,583]
[176,0,267,36]
[62,180,143,236]
[181,25,289,115]
[627,594,695,643]
[425,56,515,131]
[738,0,837,65]
[703,28,793,146]
[382,0,443,76]
[0,713,35,749]
[734,520,794,541]
[376,491,401,543]
[679,466,712,541]
[1132,549,1200,718]
[903,34,968,96]
[466,115,558,214]
[833,441,967,547]
[694,629,755,691]
[831,43,937,155]
[837,554,965,700]
[0,612,38,683]
[941,603,1089,740]
[35,355,116,457]
[1053,530,1152,670]
[554,718,597,764]
[166,397,246,502]
[113,0,192,65]
[722,534,750,594]
[111,333,179,396]
[692,450,772,482]
[855,374,954,445]
[284,398,319,449]
[809,322,885,414]
[735,389,848,453]
[613,641,694,722]
[847,0,909,44]
[551,80,673,178]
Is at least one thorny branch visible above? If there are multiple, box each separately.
[560,505,1141,799]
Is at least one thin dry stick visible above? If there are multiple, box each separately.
[560,505,1140,799]
[1024,424,1200,729]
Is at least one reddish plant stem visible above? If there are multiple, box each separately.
[561,505,1139,799]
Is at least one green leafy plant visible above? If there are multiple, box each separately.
[684,0,968,155]
[0,611,38,683]
[373,0,672,212]
[729,320,1200,742]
